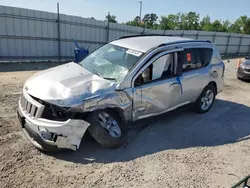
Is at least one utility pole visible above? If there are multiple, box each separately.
[106,12,110,43]
[57,2,61,62]
[139,1,142,22]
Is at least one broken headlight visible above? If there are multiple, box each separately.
[42,104,71,121]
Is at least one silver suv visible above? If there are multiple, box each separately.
[17,35,225,151]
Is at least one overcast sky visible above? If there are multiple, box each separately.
[1,0,250,23]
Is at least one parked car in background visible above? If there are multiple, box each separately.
[17,35,224,151]
[238,57,250,80]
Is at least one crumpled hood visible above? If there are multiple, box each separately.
[24,62,116,107]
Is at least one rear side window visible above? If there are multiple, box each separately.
[211,47,222,64]
[180,48,213,72]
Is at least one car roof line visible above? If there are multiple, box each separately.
[158,39,211,47]
[119,34,173,39]
[116,35,212,49]
[142,40,212,55]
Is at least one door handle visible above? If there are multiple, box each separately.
[170,82,179,87]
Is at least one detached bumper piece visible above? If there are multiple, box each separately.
[17,93,90,151]
[21,118,58,151]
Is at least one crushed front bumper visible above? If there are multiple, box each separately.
[17,92,90,151]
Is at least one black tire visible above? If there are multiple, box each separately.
[194,84,216,113]
[86,109,128,149]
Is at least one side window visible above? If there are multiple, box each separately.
[134,52,178,86]
[180,48,213,72]
[211,48,222,64]
[152,53,174,80]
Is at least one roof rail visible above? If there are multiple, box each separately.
[158,39,212,47]
[119,34,173,39]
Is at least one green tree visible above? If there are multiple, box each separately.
[221,20,231,32]
[200,15,211,31]
[142,13,158,28]
[179,13,188,30]
[229,16,247,33]
[178,12,200,30]
[159,14,180,30]
[126,16,141,27]
[210,20,224,32]
[105,14,117,23]
[239,16,250,34]
[124,12,250,34]
[186,12,200,30]
[244,18,250,34]
[229,22,241,33]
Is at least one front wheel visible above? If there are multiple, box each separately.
[194,85,216,113]
[86,109,128,149]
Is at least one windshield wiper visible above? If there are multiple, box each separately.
[103,77,116,81]
[92,70,116,81]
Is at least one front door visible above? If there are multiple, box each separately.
[132,51,184,121]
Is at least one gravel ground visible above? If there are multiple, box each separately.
[1,59,250,188]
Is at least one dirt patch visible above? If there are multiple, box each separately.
[1,59,250,188]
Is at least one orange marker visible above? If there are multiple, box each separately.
[236,58,242,69]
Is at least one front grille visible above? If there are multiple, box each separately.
[245,68,250,73]
[20,93,44,118]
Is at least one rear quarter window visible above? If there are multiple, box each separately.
[180,48,213,72]
[211,47,222,65]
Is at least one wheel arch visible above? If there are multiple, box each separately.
[85,107,128,124]
[208,81,217,94]
[103,107,128,124]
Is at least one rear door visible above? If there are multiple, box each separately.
[178,47,213,103]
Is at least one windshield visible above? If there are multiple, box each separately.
[79,44,143,82]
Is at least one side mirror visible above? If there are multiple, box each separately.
[142,67,151,83]
[134,67,151,87]
[134,74,143,87]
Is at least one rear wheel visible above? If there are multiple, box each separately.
[194,85,216,113]
[87,109,128,149]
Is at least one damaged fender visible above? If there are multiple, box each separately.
[67,89,134,123]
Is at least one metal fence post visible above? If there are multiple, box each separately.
[248,40,250,57]
[213,32,216,43]
[225,33,231,56]
[181,30,184,37]
[56,2,61,62]
[106,12,110,43]
[237,34,243,56]
[141,23,146,35]
[163,22,167,35]
[196,31,199,39]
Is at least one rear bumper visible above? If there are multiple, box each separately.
[17,96,90,151]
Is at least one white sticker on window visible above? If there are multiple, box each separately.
[126,49,142,57]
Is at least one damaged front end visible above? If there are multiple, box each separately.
[17,90,90,151]
[17,62,133,151]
